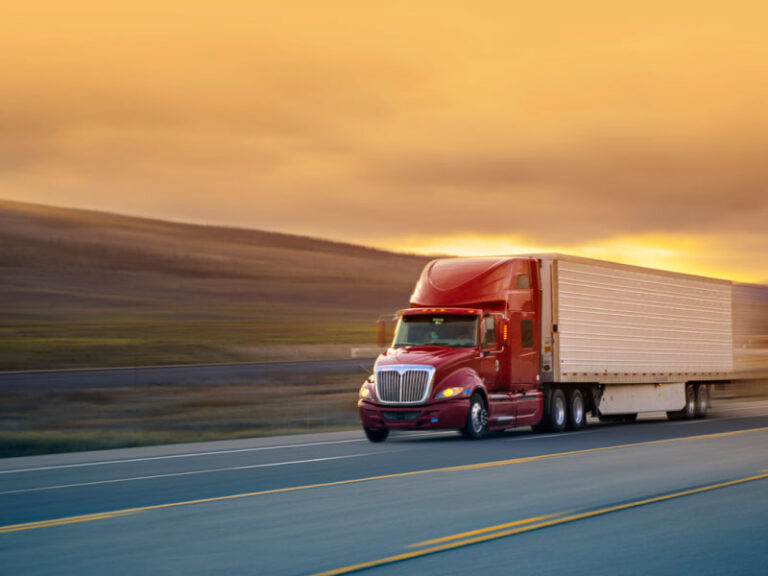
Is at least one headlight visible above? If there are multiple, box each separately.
[435,387,464,399]
[359,380,375,400]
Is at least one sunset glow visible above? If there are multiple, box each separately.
[377,233,764,283]
[1,2,766,282]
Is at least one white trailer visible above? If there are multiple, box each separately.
[536,255,734,418]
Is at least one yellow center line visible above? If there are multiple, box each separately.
[407,512,567,548]
[310,471,768,576]
[2,425,767,535]
[0,511,135,534]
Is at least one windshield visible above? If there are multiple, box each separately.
[392,314,479,348]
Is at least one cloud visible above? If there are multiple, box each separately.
[368,134,768,243]
[0,1,766,280]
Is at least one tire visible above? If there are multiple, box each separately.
[694,384,709,419]
[567,388,585,430]
[461,393,487,439]
[363,427,389,443]
[549,388,567,432]
[667,384,696,421]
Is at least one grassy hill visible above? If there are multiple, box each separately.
[0,199,430,370]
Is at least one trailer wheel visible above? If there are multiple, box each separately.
[549,388,567,432]
[567,389,585,430]
[363,427,389,443]
[694,384,709,419]
[461,394,487,439]
[667,384,696,421]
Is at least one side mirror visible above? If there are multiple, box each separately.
[376,315,396,347]
[482,315,501,351]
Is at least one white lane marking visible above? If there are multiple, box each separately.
[2,405,764,474]
[0,453,383,495]
[0,438,370,475]
[508,432,580,441]
[0,431,460,475]
[394,431,458,440]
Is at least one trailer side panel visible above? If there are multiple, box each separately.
[554,258,733,384]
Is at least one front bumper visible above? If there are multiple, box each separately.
[358,399,470,430]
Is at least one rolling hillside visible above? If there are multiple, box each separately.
[0,199,430,370]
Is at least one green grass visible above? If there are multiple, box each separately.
[0,371,366,457]
[0,200,418,454]
[0,311,379,370]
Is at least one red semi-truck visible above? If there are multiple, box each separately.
[358,254,763,442]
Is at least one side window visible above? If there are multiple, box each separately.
[521,320,534,348]
[516,274,530,289]
[482,316,497,349]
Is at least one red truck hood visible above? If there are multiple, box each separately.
[376,346,477,379]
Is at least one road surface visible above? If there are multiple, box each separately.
[2,398,768,574]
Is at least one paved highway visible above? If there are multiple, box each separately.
[2,398,768,575]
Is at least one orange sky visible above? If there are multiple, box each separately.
[1,2,767,282]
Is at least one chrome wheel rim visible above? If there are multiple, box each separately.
[698,386,709,410]
[573,395,584,425]
[554,396,566,427]
[471,401,486,433]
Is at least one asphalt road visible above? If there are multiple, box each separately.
[0,359,375,391]
[2,398,768,575]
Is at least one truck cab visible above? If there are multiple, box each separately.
[358,257,544,442]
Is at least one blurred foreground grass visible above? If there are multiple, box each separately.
[0,371,365,457]
[0,310,376,370]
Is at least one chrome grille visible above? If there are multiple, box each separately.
[375,365,435,405]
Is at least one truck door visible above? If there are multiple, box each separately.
[480,314,516,421]
[508,311,541,422]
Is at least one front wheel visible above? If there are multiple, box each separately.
[363,427,389,443]
[461,394,487,439]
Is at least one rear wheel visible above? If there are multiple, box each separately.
[567,389,585,430]
[668,384,696,421]
[549,388,567,432]
[461,394,487,439]
[695,384,709,419]
[363,427,389,443]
